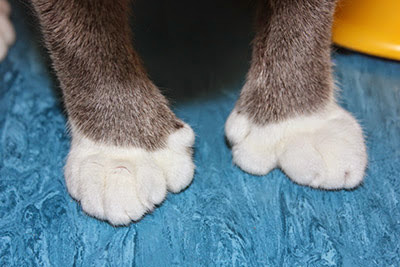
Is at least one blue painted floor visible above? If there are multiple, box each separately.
[1,1,399,266]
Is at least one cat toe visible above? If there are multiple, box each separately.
[64,125,195,225]
[226,104,367,190]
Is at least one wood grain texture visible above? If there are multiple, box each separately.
[0,0,399,266]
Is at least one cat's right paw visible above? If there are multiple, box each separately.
[64,124,195,225]
[0,0,15,61]
[225,103,367,190]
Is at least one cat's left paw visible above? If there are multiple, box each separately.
[225,103,367,190]
[64,123,195,225]
[0,0,15,61]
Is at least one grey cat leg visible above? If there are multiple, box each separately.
[31,0,195,225]
[226,0,367,189]
[236,0,336,123]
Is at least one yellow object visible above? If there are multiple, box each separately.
[332,0,400,61]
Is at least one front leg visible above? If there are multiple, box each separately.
[32,0,195,225]
[225,0,367,189]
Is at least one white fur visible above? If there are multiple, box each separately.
[0,0,15,61]
[225,103,367,189]
[64,123,195,225]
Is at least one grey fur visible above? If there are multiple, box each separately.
[31,0,183,150]
[31,0,338,147]
[236,0,337,125]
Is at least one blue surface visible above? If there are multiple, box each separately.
[1,1,400,266]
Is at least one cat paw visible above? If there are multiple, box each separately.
[225,103,367,190]
[0,0,15,61]
[64,123,195,225]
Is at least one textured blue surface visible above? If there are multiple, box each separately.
[1,1,400,266]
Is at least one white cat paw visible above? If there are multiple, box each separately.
[0,0,15,61]
[64,123,195,225]
[225,103,367,190]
